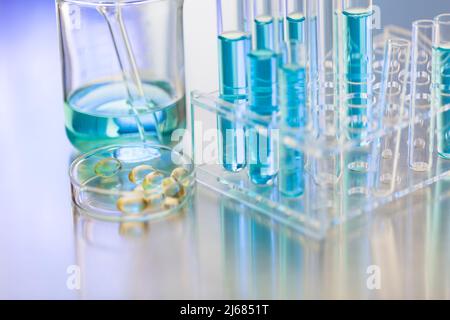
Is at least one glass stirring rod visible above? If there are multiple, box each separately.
[97,0,157,143]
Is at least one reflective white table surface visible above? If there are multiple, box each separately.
[1,0,450,299]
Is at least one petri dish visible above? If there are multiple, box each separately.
[70,144,195,222]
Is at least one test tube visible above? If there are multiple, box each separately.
[374,39,410,196]
[341,0,376,205]
[254,0,285,50]
[306,0,319,129]
[247,0,284,185]
[286,0,306,43]
[216,0,252,172]
[305,0,343,130]
[278,41,307,197]
[341,0,374,140]
[433,14,450,159]
[309,0,343,185]
[408,20,435,172]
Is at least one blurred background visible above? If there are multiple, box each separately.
[1,0,450,299]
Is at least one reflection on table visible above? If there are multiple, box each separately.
[72,178,450,299]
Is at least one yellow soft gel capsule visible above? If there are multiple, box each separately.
[117,195,147,214]
[145,192,165,209]
[161,177,185,198]
[134,185,164,209]
[164,196,180,209]
[119,221,149,237]
[128,165,155,184]
[170,167,190,186]
[94,157,122,178]
[142,171,165,191]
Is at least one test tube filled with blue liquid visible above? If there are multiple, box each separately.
[254,0,285,51]
[279,41,307,197]
[286,0,306,42]
[217,0,252,172]
[247,0,284,185]
[433,14,450,159]
[341,0,373,140]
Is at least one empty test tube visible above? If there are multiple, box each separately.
[374,39,410,196]
[409,20,435,172]
[217,0,251,172]
[247,0,284,185]
[306,0,343,133]
[341,0,374,140]
[278,41,307,197]
[305,0,319,127]
[308,0,343,185]
[433,14,450,159]
[316,0,342,103]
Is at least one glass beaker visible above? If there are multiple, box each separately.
[56,0,186,152]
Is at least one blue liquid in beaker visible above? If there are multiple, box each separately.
[65,81,185,152]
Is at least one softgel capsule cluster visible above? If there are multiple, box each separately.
[93,158,190,216]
